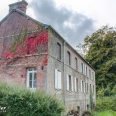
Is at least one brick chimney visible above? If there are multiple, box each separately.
[9,0,28,14]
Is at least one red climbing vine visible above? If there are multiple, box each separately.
[1,30,49,66]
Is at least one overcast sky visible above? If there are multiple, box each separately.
[0,0,116,47]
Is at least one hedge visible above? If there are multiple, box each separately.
[0,82,65,116]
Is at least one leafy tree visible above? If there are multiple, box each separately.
[84,25,116,91]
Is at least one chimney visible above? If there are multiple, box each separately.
[9,0,28,14]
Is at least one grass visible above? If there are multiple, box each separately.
[90,95,116,116]
[92,110,116,116]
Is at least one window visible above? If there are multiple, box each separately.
[89,69,91,78]
[87,104,89,110]
[55,69,62,89]
[85,83,86,93]
[67,51,71,65]
[81,80,84,92]
[83,81,84,93]
[75,58,78,70]
[27,68,37,91]
[90,84,92,93]
[81,63,83,73]
[87,83,89,93]
[57,43,61,60]
[75,78,78,92]
[92,72,94,80]
[93,85,94,94]
[77,106,80,113]
[86,66,87,76]
[67,75,73,91]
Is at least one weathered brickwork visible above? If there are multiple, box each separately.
[0,55,47,91]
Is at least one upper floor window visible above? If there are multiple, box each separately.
[86,66,87,76]
[89,69,91,78]
[57,43,61,60]
[67,51,71,65]
[92,72,94,80]
[27,68,37,91]
[55,69,62,89]
[81,63,84,73]
[75,57,78,70]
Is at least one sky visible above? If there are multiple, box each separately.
[0,0,116,48]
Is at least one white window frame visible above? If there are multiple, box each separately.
[27,68,37,92]
[55,69,62,89]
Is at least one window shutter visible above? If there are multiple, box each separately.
[67,75,69,91]
[75,78,77,92]
[71,76,73,91]
[81,80,82,92]
[55,69,58,89]
[58,71,62,89]
[27,70,29,88]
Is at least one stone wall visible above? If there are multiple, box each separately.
[47,31,96,115]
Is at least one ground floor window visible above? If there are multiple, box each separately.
[77,106,80,113]
[67,75,73,91]
[27,68,37,91]
[75,78,78,92]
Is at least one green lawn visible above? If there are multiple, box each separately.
[92,110,116,116]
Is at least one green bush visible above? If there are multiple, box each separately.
[96,96,116,111]
[0,82,65,116]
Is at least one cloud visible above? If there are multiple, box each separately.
[29,0,95,47]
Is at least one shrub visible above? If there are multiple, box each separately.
[67,110,79,116]
[82,111,93,116]
[96,96,115,111]
[0,82,65,116]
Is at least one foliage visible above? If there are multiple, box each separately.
[90,90,94,110]
[0,82,65,116]
[67,110,79,116]
[92,110,116,116]
[2,30,49,59]
[82,110,93,116]
[110,85,116,95]
[96,96,116,112]
[84,25,116,91]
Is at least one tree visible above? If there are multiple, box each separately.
[84,25,116,91]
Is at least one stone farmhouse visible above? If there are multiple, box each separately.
[0,0,96,115]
